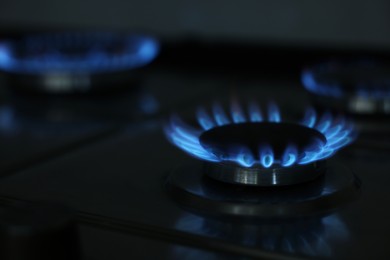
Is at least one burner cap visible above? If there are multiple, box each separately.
[199,122,327,186]
[199,122,326,163]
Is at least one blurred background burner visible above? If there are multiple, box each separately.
[302,61,390,115]
[302,61,390,150]
[0,32,159,95]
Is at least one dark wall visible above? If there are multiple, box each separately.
[1,0,390,49]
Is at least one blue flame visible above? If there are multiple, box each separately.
[260,145,274,168]
[165,102,355,168]
[267,102,281,122]
[302,62,390,98]
[196,107,215,130]
[281,144,298,167]
[232,147,256,167]
[248,101,263,122]
[231,100,247,123]
[301,68,343,98]
[212,103,230,126]
[0,33,159,74]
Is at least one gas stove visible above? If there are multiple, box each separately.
[0,34,390,260]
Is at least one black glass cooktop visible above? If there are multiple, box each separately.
[0,43,389,260]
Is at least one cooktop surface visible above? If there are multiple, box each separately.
[0,39,389,259]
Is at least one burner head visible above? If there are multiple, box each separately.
[302,61,390,115]
[199,122,327,186]
[165,102,355,186]
[0,32,159,94]
[199,122,326,166]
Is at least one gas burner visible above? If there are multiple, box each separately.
[165,102,359,218]
[166,102,354,186]
[0,32,159,94]
[302,61,390,115]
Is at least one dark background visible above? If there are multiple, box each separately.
[2,0,390,76]
[2,0,390,49]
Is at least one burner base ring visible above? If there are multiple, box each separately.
[166,160,360,218]
[204,160,326,186]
